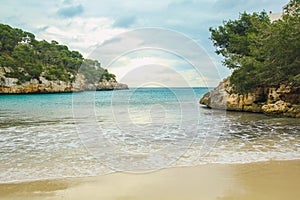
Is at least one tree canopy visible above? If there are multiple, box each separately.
[209,0,300,93]
[0,23,116,84]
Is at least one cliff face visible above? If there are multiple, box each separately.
[0,67,128,94]
[82,78,129,91]
[200,78,300,118]
[96,79,128,91]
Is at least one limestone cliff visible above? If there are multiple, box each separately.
[82,78,129,91]
[200,78,300,118]
[0,67,128,94]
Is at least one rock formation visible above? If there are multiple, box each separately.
[200,78,300,118]
[95,78,128,91]
[0,67,128,94]
[82,78,129,91]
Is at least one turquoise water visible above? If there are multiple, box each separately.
[1,88,300,182]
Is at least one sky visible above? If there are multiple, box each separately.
[0,0,288,87]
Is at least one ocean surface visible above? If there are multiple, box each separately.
[1,88,300,183]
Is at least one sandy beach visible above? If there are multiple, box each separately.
[1,160,300,200]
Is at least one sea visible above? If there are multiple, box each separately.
[1,88,299,183]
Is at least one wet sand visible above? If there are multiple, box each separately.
[1,160,300,200]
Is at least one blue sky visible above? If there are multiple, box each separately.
[0,0,288,87]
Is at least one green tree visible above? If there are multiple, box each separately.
[0,23,117,84]
[209,2,300,93]
[12,44,35,67]
[284,0,300,15]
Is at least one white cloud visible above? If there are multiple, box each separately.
[107,51,219,87]
[109,56,179,79]
[35,17,126,57]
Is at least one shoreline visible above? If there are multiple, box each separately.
[1,160,300,200]
[0,88,130,95]
[2,158,299,185]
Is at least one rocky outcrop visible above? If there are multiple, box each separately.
[200,78,300,118]
[0,67,128,94]
[0,77,76,94]
[80,78,128,91]
[96,78,128,91]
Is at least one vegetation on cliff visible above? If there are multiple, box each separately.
[209,0,300,93]
[0,23,115,84]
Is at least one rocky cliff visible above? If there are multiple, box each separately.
[200,78,300,118]
[0,67,128,94]
[82,77,129,91]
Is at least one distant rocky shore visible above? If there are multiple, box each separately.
[200,78,300,118]
[0,67,128,94]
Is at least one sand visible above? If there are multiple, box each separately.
[1,160,300,200]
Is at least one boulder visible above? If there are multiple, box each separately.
[200,78,300,118]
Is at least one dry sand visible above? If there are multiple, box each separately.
[1,160,300,200]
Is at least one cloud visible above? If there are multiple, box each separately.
[212,0,287,16]
[35,25,49,33]
[57,4,84,18]
[101,37,122,46]
[213,0,240,10]
[114,64,202,88]
[113,16,136,28]
[36,17,126,57]
[62,0,74,5]
[104,48,222,87]
[86,28,224,87]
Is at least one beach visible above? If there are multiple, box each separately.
[1,160,300,200]
[1,90,300,199]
